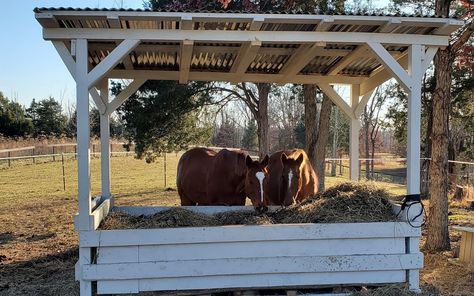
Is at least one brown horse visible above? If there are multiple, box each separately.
[267,149,318,206]
[176,147,269,210]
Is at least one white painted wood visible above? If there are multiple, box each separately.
[359,53,408,96]
[316,83,353,118]
[87,39,140,88]
[378,18,401,33]
[367,42,412,92]
[179,40,194,84]
[97,270,405,294]
[99,79,111,199]
[83,253,422,280]
[422,46,438,72]
[52,41,76,77]
[36,12,59,28]
[98,280,139,294]
[78,247,92,296]
[350,84,360,181]
[75,39,93,232]
[107,78,147,115]
[230,40,261,79]
[279,43,326,82]
[114,205,272,215]
[81,222,420,247]
[107,70,365,85]
[88,88,107,115]
[391,203,423,225]
[91,198,112,230]
[315,17,334,31]
[249,16,264,31]
[95,238,405,264]
[327,45,367,75]
[406,44,423,195]
[42,29,451,47]
[354,90,374,118]
[180,16,193,30]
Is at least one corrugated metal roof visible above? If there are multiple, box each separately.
[33,7,452,18]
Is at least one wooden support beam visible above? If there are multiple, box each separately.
[89,88,107,115]
[107,78,147,115]
[179,40,194,84]
[350,84,361,181]
[360,53,408,96]
[378,18,401,33]
[52,41,76,77]
[367,42,412,92]
[315,17,334,31]
[181,16,193,30]
[422,46,438,71]
[327,45,367,76]
[99,79,111,199]
[43,29,451,46]
[317,83,353,118]
[433,19,462,35]
[75,39,93,232]
[249,16,264,31]
[354,90,374,118]
[87,39,140,88]
[278,43,326,82]
[406,44,423,196]
[107,69,366,85]
[230,40,262,80]
[107,15,134,70]
[35,12,59,28]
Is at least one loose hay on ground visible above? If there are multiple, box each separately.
[100,182,398,229]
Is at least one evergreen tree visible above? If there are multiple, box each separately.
[241,120,258,150]
[0,92,33,137]
[26,97,67,137]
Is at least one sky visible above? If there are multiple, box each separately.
[0,0,144,109]
[0,0,391,109]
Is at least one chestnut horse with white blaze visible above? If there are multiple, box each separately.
[267,149,318,206]
[176,147,269,210]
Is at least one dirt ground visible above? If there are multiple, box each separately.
[1,192,473,296]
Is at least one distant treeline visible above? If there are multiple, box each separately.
[0,92,123,139]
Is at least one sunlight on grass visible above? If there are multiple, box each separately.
[0,154,407,206]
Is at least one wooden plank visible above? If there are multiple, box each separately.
[230,41,262,75]
[327,45,368,76]
[317,83,353,118]
[81,222,420,247]
[91,198,112,230]
[278,43,326,82]
[179,40,194,84]
[106,69,366,85]
[85,254,422,280]
[96,238,405,263]
[98,279,139,294]
[114,205,276,215]
[96,270,405,294]
[107,78,147,115]
[42,29,451,47]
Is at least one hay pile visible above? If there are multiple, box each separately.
[351,285,441,296]
[100,182,396,230]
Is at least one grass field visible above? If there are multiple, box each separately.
[0,155,473,295]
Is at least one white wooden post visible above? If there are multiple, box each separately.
[406,44,423,293]
[350,84,360,181]
[75,38,93,296]
[99,79,111,199]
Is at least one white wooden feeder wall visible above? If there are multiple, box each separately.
[34,8,462,296]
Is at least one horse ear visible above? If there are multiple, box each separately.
[245,155,253,167]
[281,153,288,163]
[296,153,304,166]
[260,155,269,167]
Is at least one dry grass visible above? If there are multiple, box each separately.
[0,155,473,295]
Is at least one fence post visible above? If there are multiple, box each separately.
[32,148,36,164]
[8,151,11,167]
[110,143,113,157]
[61,153,66,191]
[52,146,56,162]
[74,145,77,160]
[164,153,167,188]
[339,159,342,176]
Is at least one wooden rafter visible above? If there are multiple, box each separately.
[278,43,326,82]
[230,40,261,80]
[327,45,368,76]
[179,40,194,84]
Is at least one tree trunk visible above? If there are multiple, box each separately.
[256,83,270,160]
[314,95,332,192]
[421,97,433,198]
[371,139,375,180]
[304,85,318,167]
[425,48,452,252]
[331,108,338,177]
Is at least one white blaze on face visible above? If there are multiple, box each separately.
[288,170,293,191]
[255,171,265,203]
